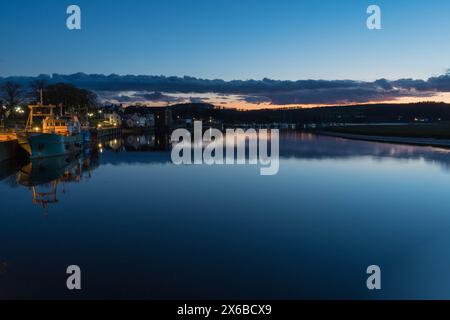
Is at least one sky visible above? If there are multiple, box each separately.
[2,0,450,108]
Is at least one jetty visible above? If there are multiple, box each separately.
[91,125,122,140]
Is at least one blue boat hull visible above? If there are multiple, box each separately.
[25,133,83,159]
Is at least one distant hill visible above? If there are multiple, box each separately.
[167,102,450,124]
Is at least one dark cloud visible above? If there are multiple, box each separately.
[427,74,450,91]
[133,92,178,102]
[374,79,393,90]
[391,78,429,91]
[2,72,450,105]
[98,91,179,104]
[137,92,165,101]
[110,94,134,103]
[189,97,208,104]
[239,95,272,104]
[261,86,434,105]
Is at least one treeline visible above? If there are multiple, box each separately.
[170,102,450,124]
[0,81,97,120]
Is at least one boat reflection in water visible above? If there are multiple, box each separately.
[12,132,168,214]
[16,149,99,215]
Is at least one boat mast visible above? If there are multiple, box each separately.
[26,89,43,130]
[26,106,33,129]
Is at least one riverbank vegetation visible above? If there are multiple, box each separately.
[169,101,450,125]
[0,81,98,129]
[322,123,450,139]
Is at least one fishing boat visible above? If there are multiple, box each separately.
[17,104,84,159]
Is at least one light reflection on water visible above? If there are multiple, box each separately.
[1,132,450,299]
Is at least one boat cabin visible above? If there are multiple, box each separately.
[26,105,81,136]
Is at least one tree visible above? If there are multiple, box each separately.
[1,81,21,107]
[0,98,4,123]
[30,79,47,103]
[44,83,97,115]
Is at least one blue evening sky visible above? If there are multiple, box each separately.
[1,0,450,81]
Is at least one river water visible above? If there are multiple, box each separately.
[1,132,450,299]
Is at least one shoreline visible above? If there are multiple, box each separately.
[318,130,450,149]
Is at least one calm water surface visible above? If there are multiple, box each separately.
[1,132,450,299]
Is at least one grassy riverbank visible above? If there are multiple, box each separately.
[323,123,450,139]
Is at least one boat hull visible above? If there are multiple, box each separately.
[20,133,82,159]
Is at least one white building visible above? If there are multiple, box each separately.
[104,111,122,126]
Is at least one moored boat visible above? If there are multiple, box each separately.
[18,104,84,159]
